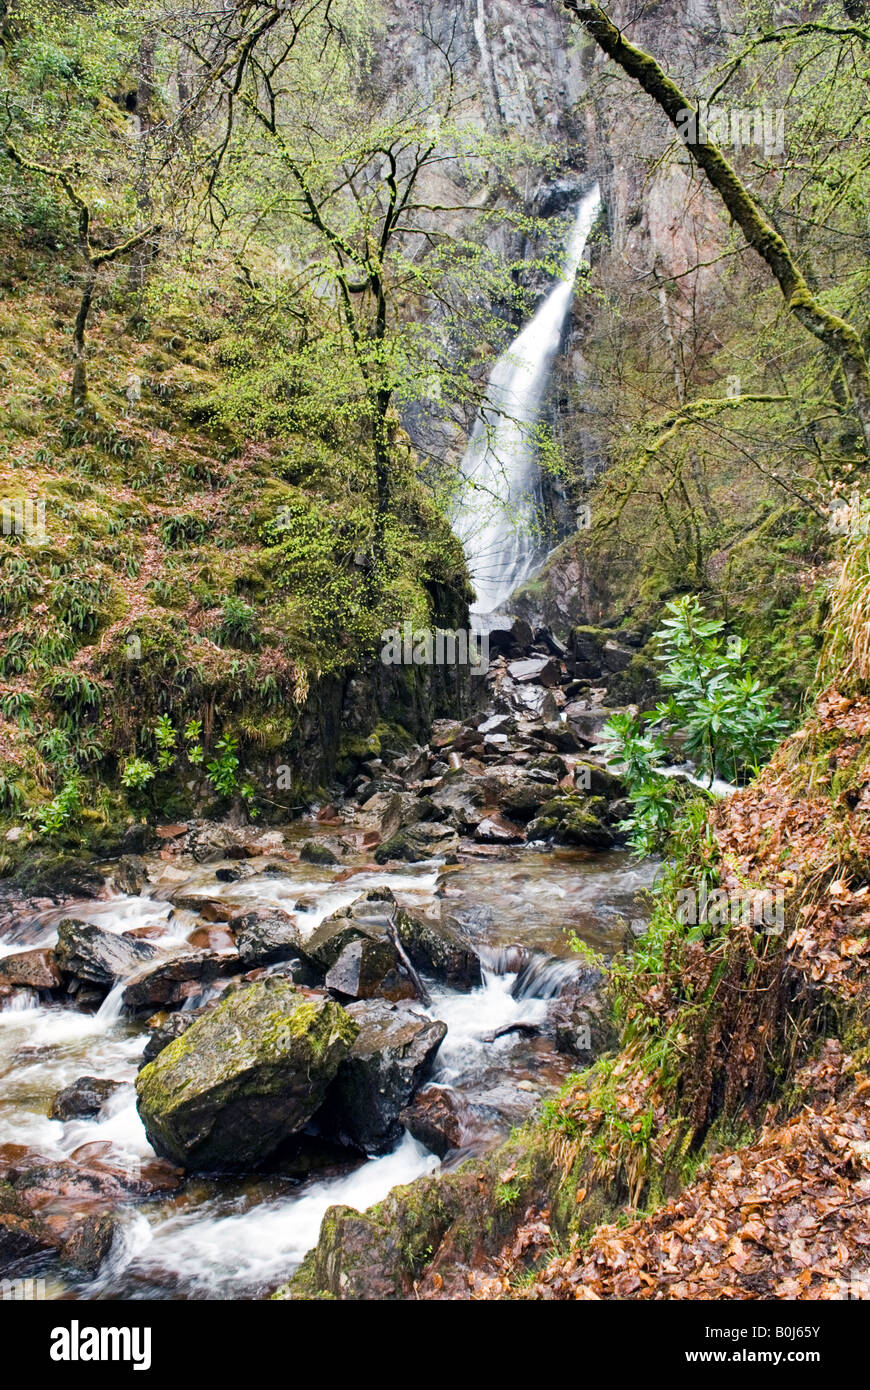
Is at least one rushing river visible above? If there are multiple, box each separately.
[0,829,654,1299]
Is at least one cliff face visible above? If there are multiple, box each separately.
[373,2,741,628]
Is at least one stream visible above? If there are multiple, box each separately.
[0,831,654,1299]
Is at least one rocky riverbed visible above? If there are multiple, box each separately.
[0,621,655,1298]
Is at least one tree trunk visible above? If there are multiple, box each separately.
[130,34,156,289]
[71,265,96,407]
[563,1,870,460]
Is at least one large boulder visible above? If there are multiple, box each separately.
[233,908,305,967]
[135,977,358,1171]
[526,795,615,848]
[397,907,482,992]
[317,1000,446,1154]
[324,938,415,1002]
[55,919,159,986]
[506,656,561,687]
[492,773,555,824]
[429,776,487,832]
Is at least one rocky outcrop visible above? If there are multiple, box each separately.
[135,977,358,1171]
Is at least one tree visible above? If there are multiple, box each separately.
[0,1,170,404]
[4,140,160,403]
[174,0,552,567]
[562,1,870,460]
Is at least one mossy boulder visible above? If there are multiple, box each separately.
[373,822,459,863]
[299,840,339,866]
[135,977,358,1171]
[527,794,614,848]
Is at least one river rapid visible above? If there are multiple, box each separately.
[0,826,653,1299]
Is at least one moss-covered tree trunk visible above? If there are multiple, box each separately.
[563,0,870,461]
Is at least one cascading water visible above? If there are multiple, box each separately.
[453,183,602,615]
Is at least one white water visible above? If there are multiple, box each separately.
[0,832,653,1298]
[454,184,601,614]
[117,1132,438,1298]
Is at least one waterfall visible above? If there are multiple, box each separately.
[453,184,601,615]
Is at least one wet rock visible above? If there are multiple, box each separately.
[318,1000,446,1154]
[0,947,62,990]
[536,720,584,753]
[188,925,237,952]
[396,905,482,992]
[234,908,305,966]
[55,919,160,987]
[170,893,233,921]
[214,862,256,883]
[488,617,533,657]
[324,938,414,1002]
[534,627,567,658]
[302,913,378,972]
[373,822,460,863]
[429,777,487,832]
[401,1085,473,1157]
[568,625,605,667]
[0,1181,56,1262]
[389,745,430,782]
[507,656,561,686]
[121,822,152,855]
[550,971,616,1061]
[112,854,149,895]
[491,772,553,823]
[354,790,403,839]
[59,1212,118,1274]
[563,703,619,746]
[135,977,358,1171]
[493,678,558,722]
[121,950,233,1013]
[299,840,339,866]
[474,814,525,844]
[602,640,633,673]
[7,1153,181,1207]
[141,1010,198,1066]
[573,760,625,798]
[49,1076,125,1121]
